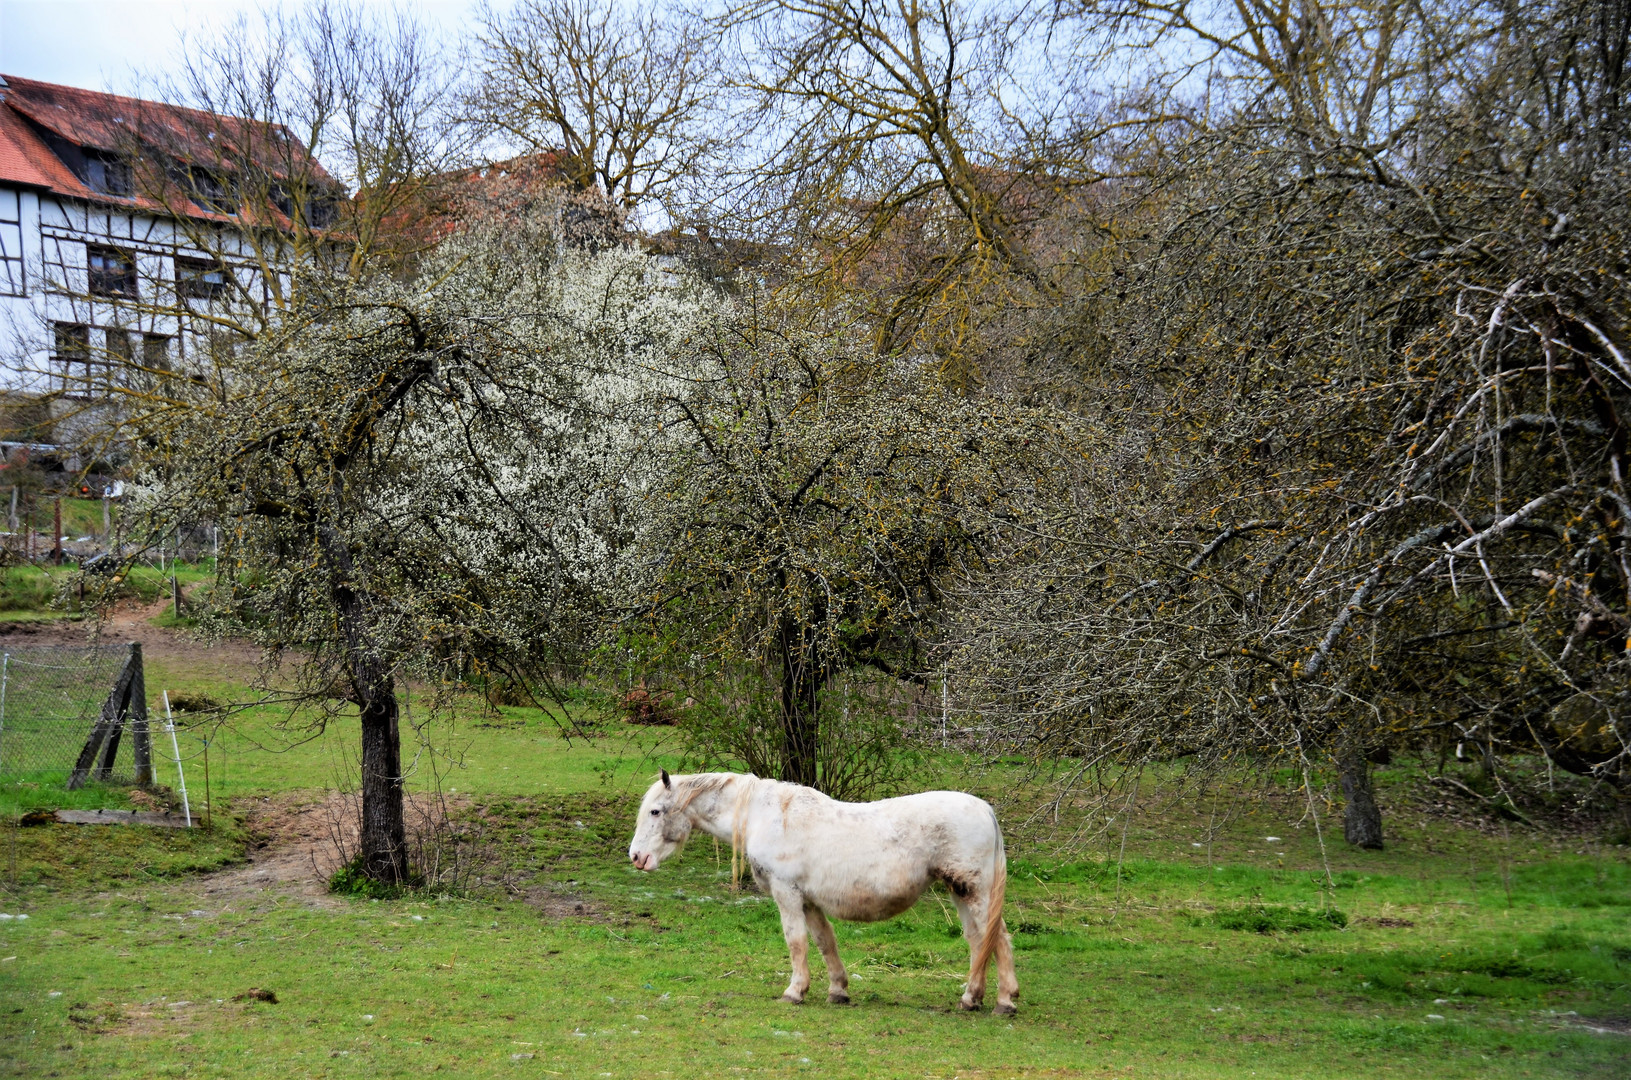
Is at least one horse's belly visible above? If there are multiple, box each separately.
[826,891,920,922]
[810,868,928,922]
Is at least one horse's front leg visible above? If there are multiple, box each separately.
[804,905,850,1004]
[769,880,812,1004]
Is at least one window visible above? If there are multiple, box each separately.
[270,183,294,220]
[305,198,338,228]
[188,168,236,215]
[86,244,137,297]
[52,322,90,394]
[106,328,133,364]
[142,333,172,371]
[270,183,338,228]
[82,152,133,197]
[176,256,229,300]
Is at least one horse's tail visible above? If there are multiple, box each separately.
[969,805,1008,982]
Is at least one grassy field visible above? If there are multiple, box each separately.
[0,560,214,619]
[0,643,1626,1079]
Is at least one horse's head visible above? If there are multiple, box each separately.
[629,769,692,871]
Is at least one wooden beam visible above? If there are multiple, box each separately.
[129,643,151,786]
[66,645,140,790]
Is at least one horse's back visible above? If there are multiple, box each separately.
[765,787,1000,921]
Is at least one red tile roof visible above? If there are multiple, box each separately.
[1,75,154,154]
[0,73,333,218]
[0,85,89,194]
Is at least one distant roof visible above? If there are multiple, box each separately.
[0,73,333,217]
[370,151,580,253]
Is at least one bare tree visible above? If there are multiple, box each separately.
[467,0,724,215]
[713,0,1103,383]
[950,0,1631,844]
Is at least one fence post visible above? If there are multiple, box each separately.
[129,643,151,786]
[163,692,190,827]
[67,647,140,790]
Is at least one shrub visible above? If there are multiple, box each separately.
[328,856,414,899]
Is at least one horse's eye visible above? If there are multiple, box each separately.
[650,809,661,816]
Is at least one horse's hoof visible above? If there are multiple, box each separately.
[780,994,805,1005]
[828,992,850,1005]
[994,1003,1017,1016]
[958,999,980,1012]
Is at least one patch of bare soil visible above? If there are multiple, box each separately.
[78,995,246,1039]
[0,594,260,667]
[1558,1013,1631,1037]
[521,883,600,920]
[194,790,356,907]
[187,791,504,908]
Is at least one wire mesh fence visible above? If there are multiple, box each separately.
[0,643,134,785]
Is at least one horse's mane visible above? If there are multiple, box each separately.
[672,772,744,809]
[670,772,760,888]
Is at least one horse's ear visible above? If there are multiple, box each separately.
[661,769,671,789]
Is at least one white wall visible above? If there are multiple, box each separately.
[0,183,272,397]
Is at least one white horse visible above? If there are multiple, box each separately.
[627,771,1018,1014]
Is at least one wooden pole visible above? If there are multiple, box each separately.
[202,736,211,830]
[102,492,110,540]
[129,643,151,786]
[171,574,181,618]
[51,497,61,565]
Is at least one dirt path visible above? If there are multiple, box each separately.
[0,594,262,672]
[192,791,356,908]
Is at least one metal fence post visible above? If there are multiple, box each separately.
[163,692,191,827]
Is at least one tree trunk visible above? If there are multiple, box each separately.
[777,617,823,790]
[322,527,409,883]
[356,664,408,882]
[1339,750,1385,850]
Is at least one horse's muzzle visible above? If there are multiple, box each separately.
[631,852,655,871]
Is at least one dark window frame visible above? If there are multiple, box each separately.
[175,256,230,300]
[188,167,237,216]
[82,152,134,197]
[141,333,173,371]
[86,244,137,297]
[52,322,91,395]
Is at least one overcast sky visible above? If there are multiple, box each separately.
[0,1,483,94]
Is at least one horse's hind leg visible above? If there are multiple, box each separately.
[805,906,850,1004]
[994,920,1019,1012]
[955,886,1017,1014]
[769,881,812,1004]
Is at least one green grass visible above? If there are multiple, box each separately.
[1,778,146,816]
[6,496,116,543]
[0,669,1626,1078]
[0,564,75,613]
[0,561,214,618]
